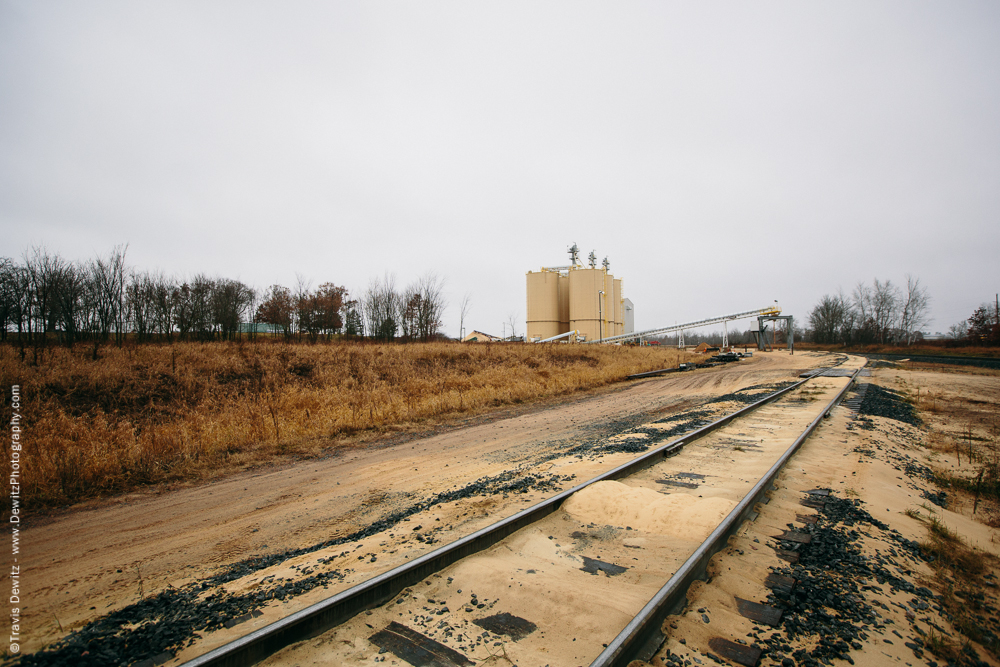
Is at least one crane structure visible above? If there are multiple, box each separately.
[585,304,783,345]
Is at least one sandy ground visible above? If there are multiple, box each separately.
[14,350,835,662]
[647,363,1000,667]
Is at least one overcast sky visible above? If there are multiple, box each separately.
[2,1,998,338]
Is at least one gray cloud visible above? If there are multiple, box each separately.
[2,1,998,336]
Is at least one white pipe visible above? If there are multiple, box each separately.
[536,329,579,343]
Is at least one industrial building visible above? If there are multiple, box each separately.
[525,244,633,343]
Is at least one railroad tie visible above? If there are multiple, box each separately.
[799,488,829,509]
[843,381,870,419]
[707,637,762,667]
[771,546,799,563]
[132,653,174,667]
[764,572,796,595]
[369,621,475,667]
[773,530,812,544]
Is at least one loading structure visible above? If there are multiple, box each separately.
[589,304,783,345]
[526,244,627,343]
[752,314,795,352]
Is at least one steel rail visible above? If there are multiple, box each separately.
[182,373,819,666]
[589,361,866,667]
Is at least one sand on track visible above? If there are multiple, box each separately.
[563,481,734,540]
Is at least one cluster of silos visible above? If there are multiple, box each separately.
[526,265,625,342]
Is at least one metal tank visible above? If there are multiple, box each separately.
[557,273,570,334]
[603,272,616,341]
[614,278,623,336]
[526,270,562,340]
[569,268,605,342]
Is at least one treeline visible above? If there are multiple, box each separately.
[0,245,448,348]
[806,276,931,345]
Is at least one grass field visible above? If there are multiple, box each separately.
[1,340,698,510]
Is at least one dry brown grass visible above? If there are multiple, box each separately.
[0,340,698,510]
[913,381,1000,521]
[917,516,1000,659]
[903,368,1000,661]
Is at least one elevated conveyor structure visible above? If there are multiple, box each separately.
[586,305,782,345]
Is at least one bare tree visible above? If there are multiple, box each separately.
[23,246,68,341]
[807,294,848,344]
[898,275,931,344]
[870,278,900,344]
[837,288,859,344]
[362,273,400,341]
[171,282,193,340]
[187,274,215,340]
[150,272,176,339]
[852,281,872,325]
[127,270,158,343]
[399,284,421,341]
[89,245,129,344]
[458,292,472,341]
[212,278,254,340]
[506,311,518,340]
[948,321,967,340]
[415,273,446,341]
[293,275,314,339]
[0,258,15,341]
[56,262,91,345]
[0,258,29,343]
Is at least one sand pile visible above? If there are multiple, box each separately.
[563,481,734,541]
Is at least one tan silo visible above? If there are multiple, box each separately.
[614,278,623,335]
[557,273,570,333]
[603,272,616,341]
[569,268,606,342]
[526,270,562,340]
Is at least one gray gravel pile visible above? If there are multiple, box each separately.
[742,494,995,667]
[857,384,922,427]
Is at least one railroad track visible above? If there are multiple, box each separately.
[180,356,866,667]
